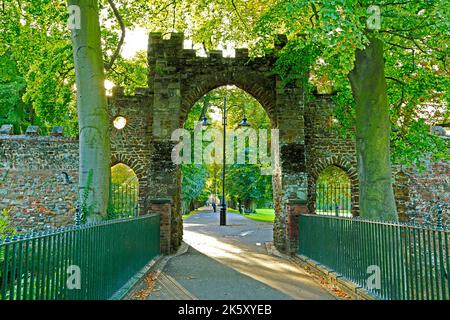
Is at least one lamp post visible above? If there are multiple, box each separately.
[202,95,250,226]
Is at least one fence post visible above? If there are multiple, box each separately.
[148,198,172,255]
[286,199,308,255]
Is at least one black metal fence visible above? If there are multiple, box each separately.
[299,212,450,300]
[316,184,351,217]
[0,214,160,300]
[108,182,139,219]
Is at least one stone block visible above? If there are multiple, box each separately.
[51,126,63,136]
[235,48,249,59]
[0,124,13,135]
[26,126,39,136]
[209,50,223,59]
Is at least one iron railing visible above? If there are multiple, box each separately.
[109,182,139,218]
[298,214,450,300]
[0,214,160,300]
[316,184,351,217]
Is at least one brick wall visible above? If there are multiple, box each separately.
[394,162,450,223]
[305,94,359,215]
[0,135,78,232]
[305,94,449,222]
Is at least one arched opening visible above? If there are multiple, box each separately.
[109,163,139,218]
[180,81,277,129]
[178,85,277,225]
[315,165,352,217]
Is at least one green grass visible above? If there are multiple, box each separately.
[182,209,202,219]
[230,208,275,223]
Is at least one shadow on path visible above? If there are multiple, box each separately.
[147,208,335,300]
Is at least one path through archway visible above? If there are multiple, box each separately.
[178,85,277,238]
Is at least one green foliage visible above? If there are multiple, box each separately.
[181,164,208,214]
[0,54,29,133]
[317,165,350,185]
[0,209,16,239]
[182,209,202,219]
[255,0,449,167]
[0,0,274,137]
[181,86,274,211]
[183,86,271,129]
[118,0,272,51]
[0,0,148,135]
[0,0,78,135]
[111,163,139,185]
[79,169,95,223]
[392,119,450,170]
[106,51,148,95]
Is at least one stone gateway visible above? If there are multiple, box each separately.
[0,33,448,255]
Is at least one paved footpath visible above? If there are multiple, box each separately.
[144,208,335,300]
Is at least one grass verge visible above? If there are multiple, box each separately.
[228,208,275,223]
[182,209,202,219]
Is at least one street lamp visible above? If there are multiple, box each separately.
[202,95,250,226]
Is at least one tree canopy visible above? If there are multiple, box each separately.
[1,0,448,219]
[254,0,449,168]
[2,0,447,162]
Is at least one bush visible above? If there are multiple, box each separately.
[0,208,16,239]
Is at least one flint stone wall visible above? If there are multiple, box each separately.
[0,135,78,232]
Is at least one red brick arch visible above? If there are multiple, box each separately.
[308,156,360,216]
[110,155,147,216]
[111,155,145,181]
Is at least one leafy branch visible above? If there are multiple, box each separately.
[104,0,126,71]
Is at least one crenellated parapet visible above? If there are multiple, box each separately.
[0,124,76,142]
[147,32,286,62]
[146,32,293,136]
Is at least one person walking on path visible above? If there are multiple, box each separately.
[212,199,217,213]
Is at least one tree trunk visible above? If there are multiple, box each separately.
[349,37,398,221]
[68,0,111,220]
